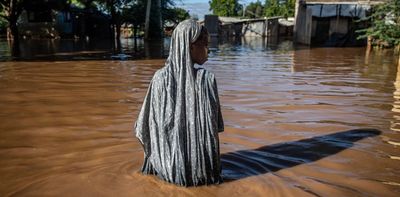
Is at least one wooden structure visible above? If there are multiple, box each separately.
[294,0,386,46]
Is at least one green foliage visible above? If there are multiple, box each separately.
[283,0,295,17]
[68,0,87,8]
[264,0,281,17]
[163,7,190,24]
[264,0,294,18]
[0,0,24,20]
[161,0,188,23]
[95,0,125,14]
[0,0,185,38]
[121,0,182,37]
[122,0,169,27]
[121,1,144,26]
[243,0,264,18]
[357,0,400,47]
[209,0,242,17]
[0,16,7,33]
[0,0,24,37]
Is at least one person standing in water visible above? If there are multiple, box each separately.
[134,19,224,186]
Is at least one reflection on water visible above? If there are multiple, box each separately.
[0,38,399,196]
[0,36,286,61]
[0,38,171,61]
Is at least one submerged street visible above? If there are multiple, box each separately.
[0,38,399,196]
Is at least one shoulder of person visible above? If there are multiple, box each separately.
[196,68,216,80]
[151,67,168,82]
[154,67,166,76]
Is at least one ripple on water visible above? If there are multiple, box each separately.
[0,43,399,196]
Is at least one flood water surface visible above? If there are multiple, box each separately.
[0,40,399,196]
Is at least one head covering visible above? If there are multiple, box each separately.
[134,19,224,186]
[166,18,202,74]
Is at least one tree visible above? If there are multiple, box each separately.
[357,0,400,48]
[264,0,295,18]
[146,0,162,39]
[0,11,7,34]
[69,0,95,8]
[144,0,151,39]
[121,0,175,40]
[107,0,123,40]
[243,0,264,18]
[163,7,190,24]
[68,0,97,38]
[0,0,24,40]
[282,0,295,18]
[145,0,174,39]
[121,0,146,38]
[264,0,283,17]
[209,0,242,17]
[95,0,132,48]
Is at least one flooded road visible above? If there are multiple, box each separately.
[0,39,399,196]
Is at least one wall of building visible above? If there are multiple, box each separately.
[18,8,111,39]
[329,17,348,35]
[294,0,385,46]
[18,10,59,38]
[204,16,281,39]
[204,15,219,37]
[242,21,266,37]
[295,5,312,45]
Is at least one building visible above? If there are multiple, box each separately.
[294,0,386,46]
[204,15,282,39]
[18,1,110,39]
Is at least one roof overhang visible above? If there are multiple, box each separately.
[304,0,385,5]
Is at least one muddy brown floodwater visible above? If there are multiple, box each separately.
[0,39,399,196]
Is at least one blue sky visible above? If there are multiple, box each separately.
[176,0,260,20]
[181,0,258,3]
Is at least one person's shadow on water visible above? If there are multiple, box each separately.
[221,129,381,181]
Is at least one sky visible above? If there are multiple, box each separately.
[175,0,260,20]
[181,0,257,3]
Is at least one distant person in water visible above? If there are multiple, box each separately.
[134,19,224,186]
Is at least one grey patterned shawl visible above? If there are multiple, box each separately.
[134,19,224,186]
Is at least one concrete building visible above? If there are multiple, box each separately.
[294,0,386,46]
[204,15,283,39]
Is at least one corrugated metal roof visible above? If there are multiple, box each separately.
[305,0,385,4]
[218,16,281,25]
[308,4,371,18]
